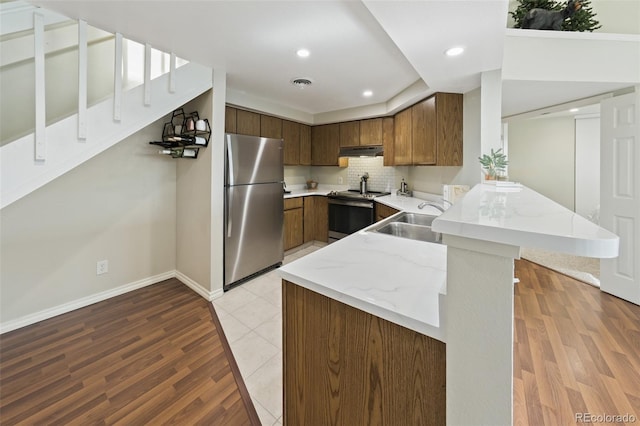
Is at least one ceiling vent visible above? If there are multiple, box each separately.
[291,78,313,89]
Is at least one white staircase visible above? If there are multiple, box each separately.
[0,2,213,210]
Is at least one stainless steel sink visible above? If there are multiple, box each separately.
[394,212,436,227]
[368,212,442,244]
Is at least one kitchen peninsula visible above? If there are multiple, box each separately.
[279,184,619,425]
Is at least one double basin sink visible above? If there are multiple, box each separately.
[368,212,442,244]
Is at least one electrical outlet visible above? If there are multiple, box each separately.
[97,259,108,275]
[338,176,343,184]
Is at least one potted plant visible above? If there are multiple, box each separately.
[479,148,508,181]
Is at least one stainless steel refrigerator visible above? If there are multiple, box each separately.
[224,133,284,290]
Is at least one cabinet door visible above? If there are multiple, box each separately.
[261,115,283,139]
[394,107,412,165]
[284,208,304,251]
[314,196,328,242]
[236,109,261,136]
[412,97,436,165]
[282,120,301,165]
[303,197,315,243]
[382,117,394,166]
[375,202,400,222]
[299,124,311,166]
[225,106,237,133]
[339,121,360,147]
[311,124,340,166]
[436,93,463,166]
[359,118,383,146]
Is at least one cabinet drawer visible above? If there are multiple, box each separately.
[284,197,303,210]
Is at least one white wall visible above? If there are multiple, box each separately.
[508,116,576,210]
[176,91,212,293]
[0,118,177,325]
[575,116,600,220]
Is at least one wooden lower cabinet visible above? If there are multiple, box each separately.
[283,281,446,425]
[284,198,303,251]
[303,196,328,243]
[375,202,400,222]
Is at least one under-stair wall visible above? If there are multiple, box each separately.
[0,1,213,210]
[0,2,214,332]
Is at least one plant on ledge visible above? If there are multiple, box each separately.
[479,148,508,180]
[511,0,601,32]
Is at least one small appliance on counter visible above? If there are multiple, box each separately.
[359,172,369,194]
[396,178,412,197]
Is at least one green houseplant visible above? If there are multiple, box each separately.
[510,0,601,32]
[479,148,508,180]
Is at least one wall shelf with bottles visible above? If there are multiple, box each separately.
[149,108,210,159]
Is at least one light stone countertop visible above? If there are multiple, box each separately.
[432,183,619,259]
[375,193,446,215]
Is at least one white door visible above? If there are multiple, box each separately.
[600,89,640,305]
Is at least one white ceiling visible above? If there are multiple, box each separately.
[25,0,633,122]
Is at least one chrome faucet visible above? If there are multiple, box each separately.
[418,202,445,212]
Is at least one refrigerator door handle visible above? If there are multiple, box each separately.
[226,189,233,238]
[226,135,234,186]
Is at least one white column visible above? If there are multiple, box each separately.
[480,69,503,159]
[444,234,519,426]
[211,68,226,295]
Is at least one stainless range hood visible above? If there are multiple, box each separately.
[338,145,384,157]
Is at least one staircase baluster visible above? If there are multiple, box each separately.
[114,33,123,121]
[78,20,88,140]
[34,11,45,160]
[144,43,151,106]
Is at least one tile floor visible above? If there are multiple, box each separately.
[213,243,323,426]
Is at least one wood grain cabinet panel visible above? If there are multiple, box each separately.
[412,97,437,165]
[303,196,328,244]
[375,202,400,222]
[282,120,300,165]
[339,121,360,147]
[260,115,282,139]
[236,109,261,136]
[299,124,311,166]
[436,93,463,166]
[394,107,412,165]
[382,117,394,166]
[225,106,237,133]
[359,118,383,146]
[311,124,340,166]
[283,281,446,426]
[284,197,304,251]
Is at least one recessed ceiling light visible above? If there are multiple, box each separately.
[570,108,579,112]
[445,46,464,57]
[363,90,373,97]
[296,49,310,58]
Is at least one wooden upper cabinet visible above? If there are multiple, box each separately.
[382,117,394,166]
[282,120,301,165]
[412,97,437,165]
[236,109,261,136]
[311,124,340,166]
[436,93,463,166]
[394,108,412,166]
[225,106,237,133]
[359,118,383,146]
[299,124,311,166]
[261,115,282,139]
[339,121,360,147]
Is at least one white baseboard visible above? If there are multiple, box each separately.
[0,271,175,334]
[175,270,222,301]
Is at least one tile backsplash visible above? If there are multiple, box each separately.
[347,157,406,192]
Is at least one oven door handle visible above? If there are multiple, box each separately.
[327,198,374,209]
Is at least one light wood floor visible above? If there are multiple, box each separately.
[1,262,638,425]
[0,279,260,425]
[514,260,640,425]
